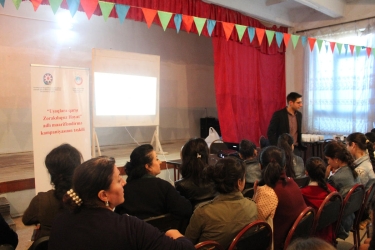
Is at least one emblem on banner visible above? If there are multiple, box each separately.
[43,73,53,85]
[75,76,83,85]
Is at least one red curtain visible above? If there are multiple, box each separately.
[213,37,286,144]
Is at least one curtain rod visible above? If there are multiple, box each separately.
[295,16,375,34]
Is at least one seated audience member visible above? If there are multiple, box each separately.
[286,237,336,250]
[365,132,375,152]
[253,146,307,250]
[49,156,195,250]
[185,157,258,249]
[346,132,375,185]
[23,144,82,241]
[238,139,261,188]
[0,214,18,249]
[277,133,305,178]
[115,144,192,219]
[175,138,216,207]
[301,157,337,244]
[324,141,360,239]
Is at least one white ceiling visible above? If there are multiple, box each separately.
[203,0,374,30]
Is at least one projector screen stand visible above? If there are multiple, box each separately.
[151,125,168,155]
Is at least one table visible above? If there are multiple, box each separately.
[166,159,182,181]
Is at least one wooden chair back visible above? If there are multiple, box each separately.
[195,240,224,250]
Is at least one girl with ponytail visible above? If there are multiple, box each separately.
[301,157,337,243]
[253,146,307,250]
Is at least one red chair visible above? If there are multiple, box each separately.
[335,184,365,250]
[283,207,315,250]
[227,220,272,250]
[312,191,342,244]
[195,240,224,250]
[352,182,375,249]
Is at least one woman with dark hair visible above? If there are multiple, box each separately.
[239,139,261,188]
[277,133,304,178]
[23,143,82,240]
[185,157,258,249]
[324,141,360,196]
[48,156,195,250]
[301,157,337,243]
[253,146,306,250]
[286,237,335,250]
[324,141,360,239]
[115,144,192,219]
[174,138,216,207]
[346,132,375,185]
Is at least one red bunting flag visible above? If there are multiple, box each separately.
[31,0,42,11]
[308,38,316,51]
[367,47,372,57]
[255,28,265,45]
[142,8,157,28]
[182,15,194,33]
[349,45,355,55]
[81,0,98,20]
[330,42,336,53]
[283,33,291,48]
[222,22,234,41]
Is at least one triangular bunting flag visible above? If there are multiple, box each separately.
[193,17,206,36]
[81,0,98,20]
[366,47,372,57]
[308,38,316,51]
[275,32,283,48]
[355,46,361,56]
[182,15,194,33]
[207,19,216,36]
[248,27,255,43]
[142,8,157,28]
[174,14,182,33]
[373,48,375,57]
[255,28,265,45]
[31,0,42,11]
[316,39,323,52]
[349,45,355,55]
[324,41,329,53]
[158,11,173,31]
[265,30,275,46]
[66,0,80,17]
[336,43,342,54]
[344,44,348,54]
[330,42,336,53]
[115,4,130,23]
[12,0,21,9]
[283,33,291,48]
[0,0,4,7]
[222,22,234,41]
[291,34,299,49]
[99,1,114,21]
[49,0,63,14]
[235,24,247,42]
[301,36,307,47]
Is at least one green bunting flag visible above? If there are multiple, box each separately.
[291,35,299,49]
[12,0,21,9]
[49,0,63,14]
[158,11,173,31]
[355,46,361,56]
[337,43,342,54]
[316,39,323,52]
[235,24,247,41]
[99,1,114,21]
[193,17,206,36]
[265,30,275,46]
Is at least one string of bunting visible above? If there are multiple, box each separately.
[2,0,374,57]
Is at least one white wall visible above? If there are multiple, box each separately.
[0,2,216,153]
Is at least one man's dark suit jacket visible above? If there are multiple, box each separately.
[267,107,303,147]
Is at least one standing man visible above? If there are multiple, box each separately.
[267,92,306,155]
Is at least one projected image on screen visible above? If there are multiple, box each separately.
[94,72,157,116]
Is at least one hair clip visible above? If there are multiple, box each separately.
[197,153,201,158]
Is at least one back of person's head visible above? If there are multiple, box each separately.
[287,92,302,103]
[125,144,153,182]
[45,143,83,201]
[324,141,357,178]
[239,139,257,159]
[286,237,335,250]
[259,146,286,188]
[204,157,245,194]
[371,128,375,134]
[347,132,375,170]
[64,156,115,211]
[277,133,296,178]
[180,138,209,184]
[365,132,375,144]
[305,157,331,194]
